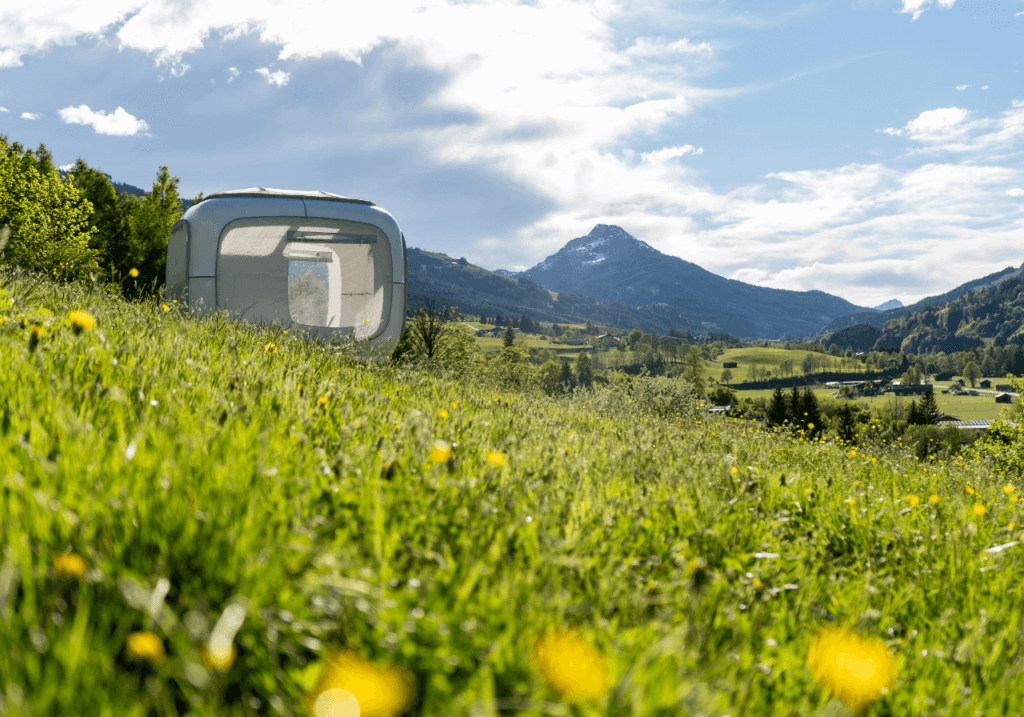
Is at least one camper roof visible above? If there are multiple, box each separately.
[196,187,375,206]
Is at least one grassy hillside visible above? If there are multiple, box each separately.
[3,270,1024,716]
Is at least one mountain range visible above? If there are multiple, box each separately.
[513,225,870,340]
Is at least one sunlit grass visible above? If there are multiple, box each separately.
[1,268,1024,715]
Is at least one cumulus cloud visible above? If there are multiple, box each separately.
[1009,188,1024,197]
[878,102,1024,155]
[0,106,8,112]
[955,84,969,90]
[898,0,956,21]
[255,67,289,86]
[21,112,41,120]
[58,163,75,171]
[226,66,238,83]
[642,145,703,163]
[58,105,150,136]
[0,1,144,68]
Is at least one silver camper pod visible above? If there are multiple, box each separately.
[166,187,406,350]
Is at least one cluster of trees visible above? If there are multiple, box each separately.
[0,135,191,293]
[766,384,824,438]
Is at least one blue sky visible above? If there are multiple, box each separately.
[1,0,1022,308]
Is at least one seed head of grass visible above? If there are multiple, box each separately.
[807,626,896,716]
[530,627,610,705]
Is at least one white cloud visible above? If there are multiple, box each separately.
[626,37,712,58]
[642,145,703,163]
[21,112,41,120]
[226,66,238,83]
[1008,188,1024,197]
[904,106,970,141]
[0,1,144,68]
[0,106,8,112]
[982,85,989,90]
[57,104,150,136]
[878,127,904,136]
[898,0,956,21]
[58,163,75,171]
[255,67,289,86]
[955,84,969,91]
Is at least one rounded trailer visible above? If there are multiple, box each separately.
[165,187,406,352]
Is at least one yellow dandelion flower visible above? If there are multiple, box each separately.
[68,310,95,333]
[907,495,920,507]
[431,440,452,464]
[450,401,458,409]
[1009,522,1016,531]
[530,628,609,705]
[319,396,329,406]
[808,626,896,716]
[305,649,415,717]
[200,642,237,673]
[162,304,170,312]
[487,451,505,466]
[439,409,449,420]
[973,504,986,517]
[808,422,815,430]
[1011,496,1019,504]
[297,384,304,396]
[265,342,277,354]
[930,494,940,505]
[53,553,87,582]
[129,268,139,278]
[126,631,165,666]
[846,497,857,506]
[731,466,738,474]
[1004,485,1015,495]
[965,486,975,495]
[753,578,763,590]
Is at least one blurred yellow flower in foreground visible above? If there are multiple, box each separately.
[53,553,86,582]
[808,626,896,716]
[162,304,170,312]
[929,495,940,505]
[530,627,609,705]
[450,401,458,409]
[129,268,139,278]
[973,504,986,517]
[200,642,237,673]
[431,440,452,464]
[907,495,920,507]
[487,451,505,466]
[439,409,449,420]
[126,631,165,666]
[68,310,95,333]
[265,343,277,354]
[305,649,414,717]
[1004,485,1015,495]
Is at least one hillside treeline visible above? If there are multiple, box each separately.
[0,135,190,293]
[828,280,1024,354]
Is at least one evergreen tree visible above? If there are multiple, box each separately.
[574,352,593,388]
[801,387,822,436]
[767,385,788,427]
[906,399,922,426]
[502,324,515,348]
[790,384,803,426]
[121,165,182,294]
[67,158,130,282]
[918,388,942,425]
[833,403,858,443]
[559,361,575,393]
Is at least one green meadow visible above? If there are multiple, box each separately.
[4,270,1024,716]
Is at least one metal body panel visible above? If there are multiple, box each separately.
[184,197,306,277]
[174,189,405,349]
[301,200,405,285]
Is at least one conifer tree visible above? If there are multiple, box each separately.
[790,384,803,426]
[768,385,788,426]
[918,388,942,425]
[906,399,922,426]
[801,387,823,436]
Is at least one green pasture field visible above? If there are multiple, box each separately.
[3,271,1024,716]
[731,386,1010,423]
[716,347,864,384]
